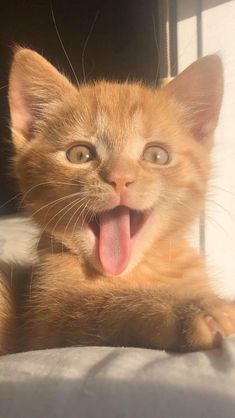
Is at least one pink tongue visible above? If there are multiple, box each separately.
[99,206,131,276]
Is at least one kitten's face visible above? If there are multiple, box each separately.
[9,49,223,276]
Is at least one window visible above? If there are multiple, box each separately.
[176,0,235,297]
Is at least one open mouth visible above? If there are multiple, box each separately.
[87,206,151,276]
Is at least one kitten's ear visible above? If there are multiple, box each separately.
[164,55,223,147]
[8,47,77,149]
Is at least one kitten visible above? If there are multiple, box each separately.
[1,47,235,353]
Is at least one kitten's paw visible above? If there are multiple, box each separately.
[181,300,235,351]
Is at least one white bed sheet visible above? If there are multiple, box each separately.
[0,344,235,418]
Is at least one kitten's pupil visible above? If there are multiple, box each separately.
[66,145,94,164]
[78,150,87,161]
[154,153,160,162]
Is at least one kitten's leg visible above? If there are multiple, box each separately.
[26,276,235,352]
[0,266,14,354]
[98,289,235,351]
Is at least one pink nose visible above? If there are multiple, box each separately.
[109,176,135,193]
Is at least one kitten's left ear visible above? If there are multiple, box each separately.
[8,47,77,149]
[163,55,223,148]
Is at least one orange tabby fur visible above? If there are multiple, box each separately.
[0,47,234,353]
[0,266,14,354]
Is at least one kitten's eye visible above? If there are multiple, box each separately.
[143,145,170,165]
[66,145,95,164]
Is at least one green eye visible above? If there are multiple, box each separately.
[143,145,170,165]
[66,144,95,164]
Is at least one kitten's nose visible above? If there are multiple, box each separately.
[109,175,136,193]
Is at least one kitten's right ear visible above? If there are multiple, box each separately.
[8,47,77,150]
[163,55,223,148]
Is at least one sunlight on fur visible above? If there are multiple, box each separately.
[0,47,235,354]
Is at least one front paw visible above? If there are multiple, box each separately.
[179,299,235,351]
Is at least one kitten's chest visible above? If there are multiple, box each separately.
[129,241,204,286]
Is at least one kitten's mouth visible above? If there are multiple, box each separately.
[87,206,151,276]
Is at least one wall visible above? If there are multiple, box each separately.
[177,0,235,297]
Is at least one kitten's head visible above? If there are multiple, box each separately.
[8,48,223,276]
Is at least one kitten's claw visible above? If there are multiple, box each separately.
[204,315,224,347]
[183,302,235,351]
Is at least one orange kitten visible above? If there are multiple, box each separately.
[2,47,235,352]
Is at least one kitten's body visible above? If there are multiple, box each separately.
[0,48,235,353]
[25,236,219,351]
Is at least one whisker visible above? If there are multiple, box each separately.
[52,196,87,240]
[173,197,235,250]
[49,0,79,85]
[30,192,82,219]
[80,200,91,231]
[81,9,100,82]
[47,197,86,237]
[28,196,87,295]
[206,215,235,249]
[33,196,85,253]
[0,193,21,211]
[70,200,90,239]
[20,181,63,206]
[206,199,235,223]
[210,184,235,197]
[63,198,88,237]
[62,200,91,251]
[20,180,103,207]
[152,13,160,86]
[49,197,85,253]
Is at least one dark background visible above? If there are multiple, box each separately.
[0,0,161,215]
